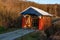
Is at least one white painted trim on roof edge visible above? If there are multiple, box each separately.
[20,6,53,16]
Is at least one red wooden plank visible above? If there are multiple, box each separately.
[39,17,44,30]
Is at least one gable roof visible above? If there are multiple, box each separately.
[21,6,53,16]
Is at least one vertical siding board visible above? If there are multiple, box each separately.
[39,16,44,30]
[22,16,26,28]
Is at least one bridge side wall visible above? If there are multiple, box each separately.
[39,16,52,30]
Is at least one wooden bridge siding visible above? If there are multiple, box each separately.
[22,14,52,30]
[39,16,52,30]
[22,15,32,28]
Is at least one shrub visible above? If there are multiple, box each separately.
[0,26,5,33]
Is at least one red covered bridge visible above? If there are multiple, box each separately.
[21,6,53,30]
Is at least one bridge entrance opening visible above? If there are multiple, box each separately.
[31,14,39,29]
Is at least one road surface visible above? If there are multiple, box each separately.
[0,29,35,40]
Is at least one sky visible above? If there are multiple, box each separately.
[27,0,60,4]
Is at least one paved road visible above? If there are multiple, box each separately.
[0,29,35,40]
[52,18,60,24]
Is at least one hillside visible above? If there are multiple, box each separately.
[0,0,60,27]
